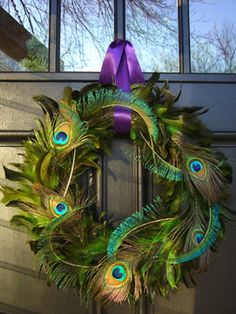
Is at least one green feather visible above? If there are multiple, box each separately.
[142,153,182,181]
[107,196,166,257]
[136,133,182,181]
[78,89,159,140]
[107,211,144,257]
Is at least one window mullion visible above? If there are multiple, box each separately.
[48,0,61,72]
[114,0,126,40]
[178,0,191,73]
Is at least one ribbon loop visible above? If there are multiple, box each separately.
[99,39,144,134]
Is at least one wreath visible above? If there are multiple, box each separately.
[0,39,233,304]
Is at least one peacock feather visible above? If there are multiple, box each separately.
[91,259,135,304]
[107,196,174,258]
[139,148,182,181]
[107,211,145,258]
[134,133,183,181]
[182,148,227,202]
[78,89,159,141]
[52,122,71,147]
[171,203,221,264]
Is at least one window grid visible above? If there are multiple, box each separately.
[0,0,236,81]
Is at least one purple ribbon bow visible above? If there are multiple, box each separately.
[99,39,145,134]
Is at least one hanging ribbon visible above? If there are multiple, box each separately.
[99,39,145,134]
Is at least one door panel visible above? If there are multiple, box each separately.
[1,82,236,132]
[176,84,236,132]
[0,79,235,314]
[0,267,84,314]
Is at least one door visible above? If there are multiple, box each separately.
[0,1,236,314]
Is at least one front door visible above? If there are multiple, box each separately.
[0,1,236,313]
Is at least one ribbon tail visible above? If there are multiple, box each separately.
[125,42,145,86]
[113,45,132,133]
[99,40,125,86]
[99,39,144,134]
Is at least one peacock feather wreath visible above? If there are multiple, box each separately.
[0,40,233,305]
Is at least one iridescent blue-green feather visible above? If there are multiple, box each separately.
[107,197,162,257]
[80,89,159,141]
[171,203,221,264]
[107,211,145,257]
[142,154,182,181]
[136,135,183,181]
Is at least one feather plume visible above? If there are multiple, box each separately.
[78,89,159,140]
[91,259,134,304]
[107,196,175,258]
[134,133,182,181]
[180,143,227,202]
[171,204,221,264]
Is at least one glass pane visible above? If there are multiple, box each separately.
[126,0,179,72]
[0,0,49,72]
[190,0,236,73]
[60,0,113,72]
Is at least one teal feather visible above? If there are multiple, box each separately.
[107,197,162,257]
[171,204,221,264]
[107,211,144,257]
[142,154,182,181]
[78,89,159,140]
[134,132,182,182]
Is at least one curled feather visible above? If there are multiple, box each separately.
[171,204,221,264]
[184,152,227,202]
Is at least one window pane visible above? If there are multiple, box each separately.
[60,0,113,72]
[126,0,179,72]
[0,0,49,72]
[190,0,236,73]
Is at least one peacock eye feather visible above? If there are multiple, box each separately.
[190,160,203,173]
[188,158,206,179]
[190,160,202,172]
[111,265,127,281]
[52,122,72,147]
[53,131,69,145]
[192,230,204,245]
[49,198,70,217]
[54,202,68,216]
[106,262,129,287]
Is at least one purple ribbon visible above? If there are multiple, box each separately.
[99,39,144,134]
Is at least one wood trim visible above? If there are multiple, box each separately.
[0,130,34,139]
[1,72,236,82]
[0,130,235,143]
[213,132,236,142]
[0,260,42,280]
[0,219,26,234]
